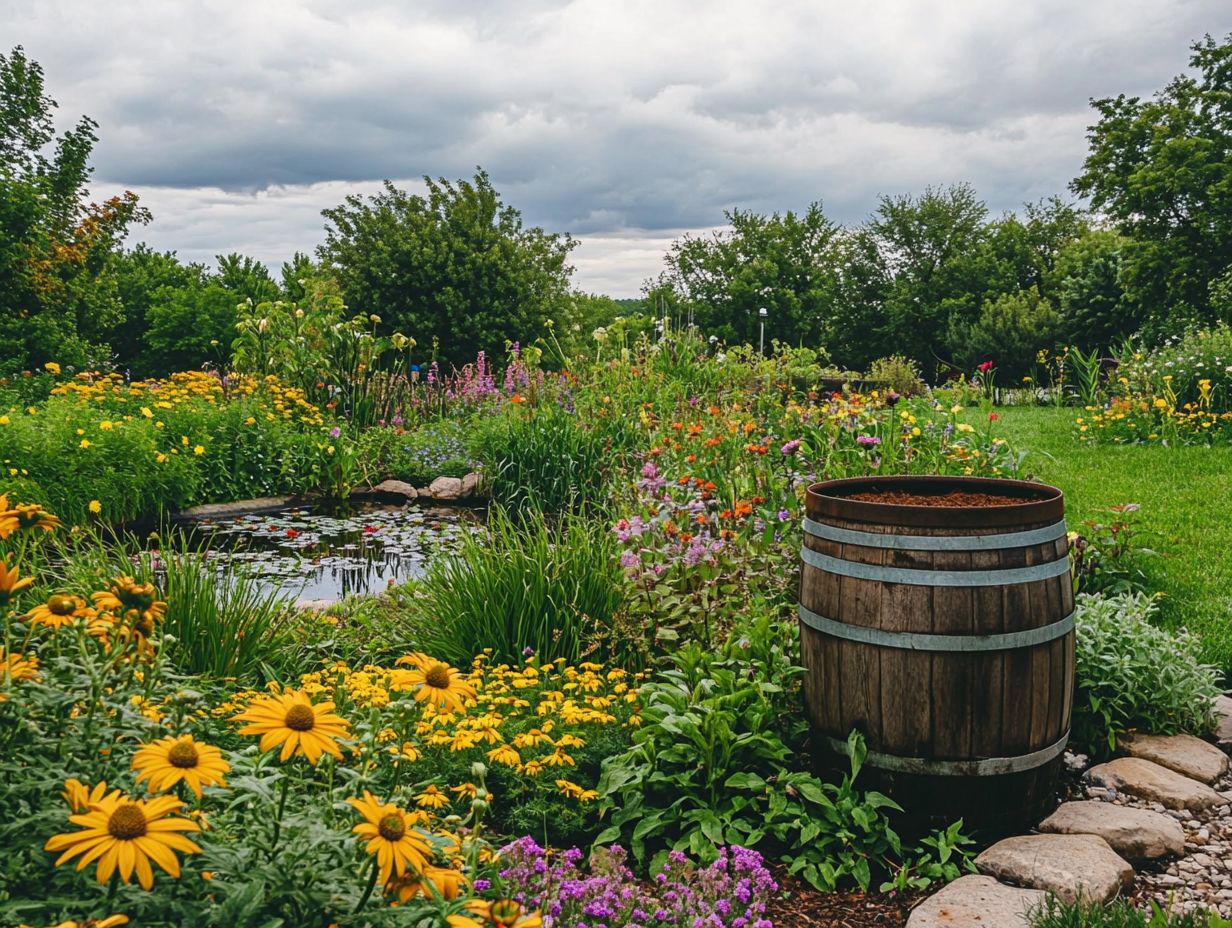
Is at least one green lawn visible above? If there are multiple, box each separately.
[985,406,1232,678]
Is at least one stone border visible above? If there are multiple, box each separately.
[351,471,486,504]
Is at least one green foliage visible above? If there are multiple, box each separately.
[0,46,151,374]
[1054,230,1140,350]
[1069,504,1156,596]
[597,630,972,892]
[866,354,926,395]
[1030,896,1232,928]
[649,202,845,348]
[948,286,1061,380]
[1116,322,1232,410]
[1072,592,1221,756]
[318,170,576,369]
[415,507,627,666]
[360,418,477,487]
[1072,33,1232,330]
[473,400,634,512]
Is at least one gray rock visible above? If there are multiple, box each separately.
[1121,733,1230,785]
[906,875,1046,928]
[975,834,1134,903]
[1087,758,1230,812]
[370,479,418,501]
[177,496,296,519]
[1039,800,1184,861]
[428,476,463,500]
[1215,696,1232,745]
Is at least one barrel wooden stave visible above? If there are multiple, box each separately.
[799,479,1074,834]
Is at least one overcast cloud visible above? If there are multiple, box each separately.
[4,0,1229,294]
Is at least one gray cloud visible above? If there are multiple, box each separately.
[4,0,1229,294]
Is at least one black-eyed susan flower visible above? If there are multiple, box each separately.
[413,784,451,810]
[347,790,431,884]
[0,560,33,606]
[0,502,61,539]
[43,791,201,890]
[391,654,476,713]
[133,735,230,798]
[62,778,111,814]
[231,689,351,763]
[91,576,166,639]
[389,864,469,903]
[26,593,92,630]
[33,916,129,928]
[1,648,40,694]
[486,744,520,767]
[459,899,542,928]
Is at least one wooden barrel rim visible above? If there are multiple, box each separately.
[806,475,1064,528]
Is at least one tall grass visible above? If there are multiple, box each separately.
[416,507,627,666]
[160,554,295,680]
[1029,897,1226,928]
[473,402,632,512]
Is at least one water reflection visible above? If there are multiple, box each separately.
[184,502,480,605]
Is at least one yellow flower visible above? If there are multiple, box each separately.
[1,647,40,691]
[63,778,110,814]
[79,438,91,449]
[232,689,351,764]
[26,593,93,630]
[88,499,102,515]
[133,735,231,798]
[487,744,521,766]
[0,502,61,539]
[414,784,451,809]
[0,560,34,605]
[391,655,476,713]
[44,361,61,375]
[389,864,469,903]
[193,445,205,456]
[43,790,201,890]
[347,790,432,884]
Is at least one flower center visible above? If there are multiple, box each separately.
[424,664,451,689]
[48,594,78,616]
[168,741,200,768]
[489,899,523,926]
[378,812,406,842]
[107,803,148,840]
[284,703,316,731]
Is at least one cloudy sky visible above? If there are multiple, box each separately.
[5,0,1229,295]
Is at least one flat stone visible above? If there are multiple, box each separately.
[1214,696,1232,745]
[369,479,418,501]
[975,834,1133,903]
[906,875,1046,928]
[428,476,464,500]
[1087,758,1230,812]
[460,471,483,497]
[177,496,296,519]
[1039,801,1184,861]
[1122,733,1229,785]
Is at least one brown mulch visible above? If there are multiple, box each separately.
[844,489,1034,508]
[765,875,923,928]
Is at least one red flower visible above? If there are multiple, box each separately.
[285,529,299,538]
[988,412,999,422]
[977,361,995,373]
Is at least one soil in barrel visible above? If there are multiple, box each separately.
[841,489,1036,508]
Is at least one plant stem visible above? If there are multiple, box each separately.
[353,854,379,914]
[268,772,292,860]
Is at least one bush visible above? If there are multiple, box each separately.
[867,354,926,396]
[364,419,477,486]
[1072,592,1221,756]
[1116,323,1232,411]
[948,286,1061,381]
[415,506,628,666]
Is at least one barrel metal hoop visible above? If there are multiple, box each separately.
[823,729,1071,777]
[802,517,1068,551]
[800,546,1071,586]
[798,603,1075,652]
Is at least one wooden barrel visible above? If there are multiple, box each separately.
[799,475,1074,835]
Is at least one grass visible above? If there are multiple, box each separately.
[983,406,1232,678]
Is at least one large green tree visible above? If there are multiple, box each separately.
[0,46,149,374]
[1072,33,1232,334]
[318,171,576,369]
[647,202,845,348]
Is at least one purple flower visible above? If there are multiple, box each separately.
[329,426,342,438]
[856,434,881,447]
[777,510,790,522]
[780,439,801,455]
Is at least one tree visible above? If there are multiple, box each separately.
[947,286,1062,379]
[1072,33,1232,332]
[109,245,194,373]
[1052,229,1140,350]
[318,171,576,369]
[648,202,845,348]
[0,46,149,373]
[865,184,989,374]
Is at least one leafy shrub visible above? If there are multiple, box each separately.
[867,354,926,396]
[416,507,627,665]
[597,632,972,892]
[473,400,630,511]
[1030,896,1232,928]
[1072,592,1221,756]
[1069,503,1156,595]
[948,286,1061,380]
[364,419,477,486]
[1116,323,1232,411]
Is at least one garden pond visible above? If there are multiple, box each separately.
[179,501,481,605]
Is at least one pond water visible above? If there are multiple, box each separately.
[183,502,480,605]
